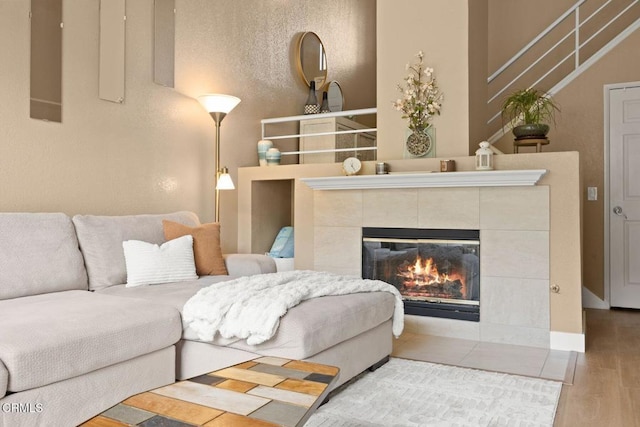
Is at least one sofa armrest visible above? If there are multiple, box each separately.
[0,359,7,398]
[223,254,277,277]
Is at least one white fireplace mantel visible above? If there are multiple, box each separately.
[301,169,548,190]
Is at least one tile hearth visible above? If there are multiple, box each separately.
[393,332,576,384]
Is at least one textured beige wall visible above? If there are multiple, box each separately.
[468,0,489,153]
[0,0,209,219]
[377,0,471,160]
[539,30,640,300]
[492,26,640,300]
[488,0,574,73]
[0,0,376,253]
[174,0,376,252]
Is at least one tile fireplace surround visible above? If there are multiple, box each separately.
[306,172,552,349]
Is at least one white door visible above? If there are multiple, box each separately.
[609,85,640,308]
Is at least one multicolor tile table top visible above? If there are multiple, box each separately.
[81,357,339,427]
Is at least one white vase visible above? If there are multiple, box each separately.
[257,140,273,166]
[404,126,435,158]
[266,147,281,166]
[406,127,432,157]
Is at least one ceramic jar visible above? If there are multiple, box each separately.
[266,147,281,166]
[257,140,274,166]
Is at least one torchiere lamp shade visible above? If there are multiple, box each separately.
[197,94,241,115]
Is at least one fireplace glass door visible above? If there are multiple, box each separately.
[362,228,480,321]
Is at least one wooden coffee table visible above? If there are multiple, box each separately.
[82,357,339,427]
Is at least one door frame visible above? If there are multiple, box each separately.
[604,81,640,306]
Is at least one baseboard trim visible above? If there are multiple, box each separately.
[550,331,585,353]
[582,286,609,309]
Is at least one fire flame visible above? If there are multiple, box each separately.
[398,256,466,297]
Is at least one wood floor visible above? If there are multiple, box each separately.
[554,308,640,427]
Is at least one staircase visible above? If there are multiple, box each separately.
[487,0,640,143]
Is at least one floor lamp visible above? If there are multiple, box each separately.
[197,93,241,223]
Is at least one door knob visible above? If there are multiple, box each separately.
[613,206,628,219]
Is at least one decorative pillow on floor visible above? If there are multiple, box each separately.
[123,235,198,287]
[162,220,228,276]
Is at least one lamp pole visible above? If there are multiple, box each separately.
[197,94,240,224]
[210,111,227,223]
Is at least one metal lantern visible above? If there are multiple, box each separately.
[475,141,494,170]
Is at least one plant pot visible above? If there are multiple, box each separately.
[512,123,549,138]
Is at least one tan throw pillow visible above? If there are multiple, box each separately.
[162,220,228,276]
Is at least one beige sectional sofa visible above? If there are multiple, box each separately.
[0,211,395,427]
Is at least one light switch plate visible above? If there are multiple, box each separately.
[587,187,597,201]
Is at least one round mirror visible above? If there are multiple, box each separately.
[327,81,344,112]
[296,32,328,88]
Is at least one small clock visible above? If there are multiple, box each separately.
[342,157,362,176]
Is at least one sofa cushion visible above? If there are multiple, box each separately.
[123,235,198,287]
[223,254,277,277]
[73,212,200,290]
[0,290,182,393]
[0,213,88,300]
[163,221,228,276]
[96,277,233,310]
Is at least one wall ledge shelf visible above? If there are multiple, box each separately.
[300,169,548,190]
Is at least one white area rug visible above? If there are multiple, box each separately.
[306,358,562,427]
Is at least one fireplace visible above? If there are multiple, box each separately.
[362,227,480,321]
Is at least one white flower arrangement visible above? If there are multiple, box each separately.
[392,51,443,132]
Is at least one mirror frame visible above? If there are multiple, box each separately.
[295,31,328,88]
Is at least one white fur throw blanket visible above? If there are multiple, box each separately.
[182,270,404,345]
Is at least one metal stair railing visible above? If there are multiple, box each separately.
[487,0,640,143]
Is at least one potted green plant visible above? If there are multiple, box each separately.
[501,88,559,138]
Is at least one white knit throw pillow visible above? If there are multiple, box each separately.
[123,235,197,287]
